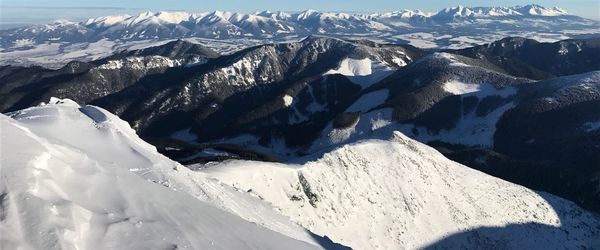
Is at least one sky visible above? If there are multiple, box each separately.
[1,0,599,28]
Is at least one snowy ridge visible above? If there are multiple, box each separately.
[0,98,338,249]
[431,4,568,19]
[97,56,181,70]
[202,131,600,249]
[75,4,571,31]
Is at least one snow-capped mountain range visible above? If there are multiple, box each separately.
[431,5,567,19]
[1,4,598,68]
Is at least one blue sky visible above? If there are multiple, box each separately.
[1,0,599,28]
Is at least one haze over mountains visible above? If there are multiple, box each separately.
[1,3,600,249]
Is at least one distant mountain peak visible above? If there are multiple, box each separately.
[296,9,321,20]
[515,4,569,16]
[433,4,570,18]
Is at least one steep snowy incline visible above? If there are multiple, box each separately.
[201,132,600,249]
[0,98,333,249]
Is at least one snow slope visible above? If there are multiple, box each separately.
[2,98,599,249]
[401,79,519,147]
[0,98,334,249]
[202,132,600,249]
[324,58,395,89]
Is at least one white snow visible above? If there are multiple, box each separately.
[2,98,599,249]
[522,5,568,16]
[398,102,516,147]
[0,4,596,68]
[325,58,372,76]
[442,81,481,95]
[345,89,389,112]
[0,37,260,69]
[313,79,518,149]
[442,81,517,98]
[433,52,473,67]
[154,11,193,24]
[394,32,440,49]
[86,15,132,27]
[13,38,34,47]
[0,39,118,69]
[402,80,519,146]
[97,56,180,70]
[392,57,408,67]
[324,58,394,89]
[283,94,294,107]
[309,108,394,152]
[325,118,360,145]
[0,99,333,250]
[202,131,600,249]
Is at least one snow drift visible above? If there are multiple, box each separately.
[0,98,333,250]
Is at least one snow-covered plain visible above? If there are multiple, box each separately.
[0,38,264,69]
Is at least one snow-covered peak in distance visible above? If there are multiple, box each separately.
[1,4,597,68]
[515,4,569,16]
[254,10,292,20]
[432,4,568,19]
[119,11,194,26]
[296,9,320,20]
[85,14,132,27]
[370,9,433,19]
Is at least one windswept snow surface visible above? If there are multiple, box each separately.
[325,58,373,76]
[202,132,600,249]
[442,81,517,98]
[0,99,331,250]
[324,58,394,88]
[345,89,389,113]
[283,94,294,107]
